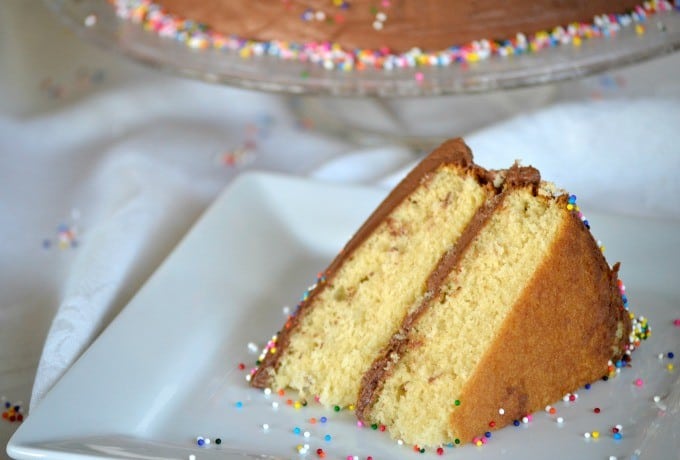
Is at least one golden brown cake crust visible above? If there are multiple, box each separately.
[355,182,631,443]
[446,200,630,442]
[156,0,642,53]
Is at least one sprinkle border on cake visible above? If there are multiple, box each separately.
[110,0,678,71]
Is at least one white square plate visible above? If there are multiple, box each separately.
[7,172,680,460]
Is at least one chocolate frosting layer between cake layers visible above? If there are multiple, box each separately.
[251,138,483,388]
[354,164,540,419]
[355,190,509,419]
[356,188,631,439]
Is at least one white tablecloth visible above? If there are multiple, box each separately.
[1,2,679,458]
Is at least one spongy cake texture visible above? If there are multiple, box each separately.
[252,142,494,406]
[251,138,633,447]
[363,188,563,442]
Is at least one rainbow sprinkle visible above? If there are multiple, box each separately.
[248,271,328,380]
[111,0,678,71]
[567,194,591,229]
[43,219,80,250]
[1,398,24,423]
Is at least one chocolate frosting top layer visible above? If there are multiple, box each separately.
[157,0,642,53]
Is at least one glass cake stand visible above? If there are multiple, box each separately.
[47,0,680,146]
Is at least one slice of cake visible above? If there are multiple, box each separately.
[251,138,634,446]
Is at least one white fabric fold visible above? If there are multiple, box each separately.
[308,145,416,185]
[465,99,680,220]
[30,154,208,408]
[375,99,680,220]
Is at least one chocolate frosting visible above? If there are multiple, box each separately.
[157,0,642,53]
[504,162,541,191]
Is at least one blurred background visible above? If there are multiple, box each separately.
[1,1,679,458]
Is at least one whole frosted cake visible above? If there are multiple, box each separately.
[250,138,643,446]
[142,0,643,51]
[112,1,674,69]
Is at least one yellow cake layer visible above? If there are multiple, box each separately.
[367,188,564,446]
[269,164,492,406]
